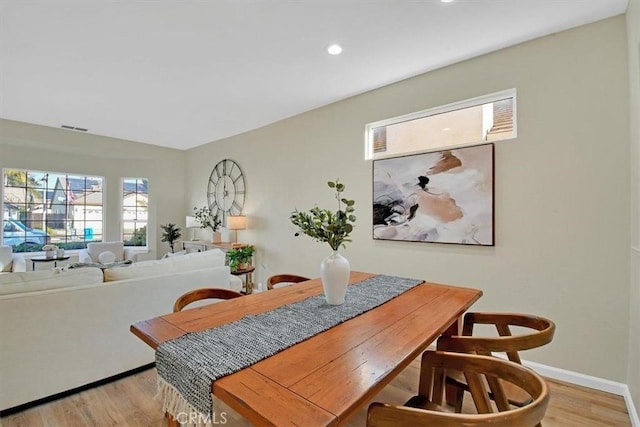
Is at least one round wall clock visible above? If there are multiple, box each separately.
[207,159,246,225]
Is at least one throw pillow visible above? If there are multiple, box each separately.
[98,251,116,264]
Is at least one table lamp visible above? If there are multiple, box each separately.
[186,216,199,241]
[227,215,247,243]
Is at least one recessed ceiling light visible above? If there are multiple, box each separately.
[441,0,454,3]
[327,44,343,55]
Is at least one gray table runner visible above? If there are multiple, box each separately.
[156,274,423,418]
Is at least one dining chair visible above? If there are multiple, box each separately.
[436,312,555,412]
[266,273,310,290]
[367,351,550,427]
[173,287,243,312]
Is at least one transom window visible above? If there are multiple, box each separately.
[122,178,148,247]
[2,169,104,252]
[365,89,516,160]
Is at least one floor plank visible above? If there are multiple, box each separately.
[1,359,632,426]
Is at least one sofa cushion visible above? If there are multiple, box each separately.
[0,267,104,295]
[169,249,226,269]
[0,246,12,272]
[98,251,117,264]
[105,249,226,282]
[104,262,232,288]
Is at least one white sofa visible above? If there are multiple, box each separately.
[0,249,242,411]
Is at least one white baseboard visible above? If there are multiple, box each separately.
[523,359,640,427]
[627,392,640,427]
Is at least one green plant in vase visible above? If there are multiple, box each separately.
[290,179,356,305]
[226,245,255,272]
[193,206,221,240]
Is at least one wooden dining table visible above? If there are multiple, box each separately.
[130,271,482,426]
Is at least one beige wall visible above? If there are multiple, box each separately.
[186,16,630,382]
[627,0,640,412]
[0,119,186,259]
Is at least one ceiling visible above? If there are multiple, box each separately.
[0,0,629,150]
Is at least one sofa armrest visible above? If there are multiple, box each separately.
[11,254,26,272]
[229,275,243,292]
[123,247,139,262]
[77,249,92,263]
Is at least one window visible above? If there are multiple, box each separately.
[122,178,148,247]
[365,89,516,160]
[2,169,104,252]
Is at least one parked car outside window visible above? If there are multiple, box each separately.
[2,219,50,248]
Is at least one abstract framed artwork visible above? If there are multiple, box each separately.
[372,143,494,246]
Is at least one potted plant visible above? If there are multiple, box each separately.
[160,223,182,253]
[290,179,356,305]
[226,245,255,272]
[193,206,222,242]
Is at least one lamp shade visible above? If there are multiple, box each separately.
[186,216,198,228]
[227,215,247,230]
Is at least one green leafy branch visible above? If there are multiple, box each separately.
[193,206,221,232]
[290,180,356,251]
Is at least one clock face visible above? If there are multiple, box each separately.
[207,159,246,225]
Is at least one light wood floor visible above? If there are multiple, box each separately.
[1,358,632,427]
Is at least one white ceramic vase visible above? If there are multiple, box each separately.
[320,251,350,305]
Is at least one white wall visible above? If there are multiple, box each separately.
[0,120,186,259]
[627,0,640,412]
[185,16,630,382]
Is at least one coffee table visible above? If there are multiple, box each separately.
[31,256,71,271]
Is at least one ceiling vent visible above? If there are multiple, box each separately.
[61,125,88,132]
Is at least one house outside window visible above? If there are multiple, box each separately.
[123,178,148,247]
[2,169,104,252]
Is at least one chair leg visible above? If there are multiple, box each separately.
[165,412,179,427]
[445,382,464,413]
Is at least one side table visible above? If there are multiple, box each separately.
[31,256,71,271]
[231,266,255,294]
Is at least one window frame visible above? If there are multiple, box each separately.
[2,168,105,253]
[365,88,517,160]
[121,177,149,249]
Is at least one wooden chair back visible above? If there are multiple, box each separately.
[436,312,554,414]
[436,312,556,363]
[266,274,310,290]
[367,351,550,427]
[173,288,243,312]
